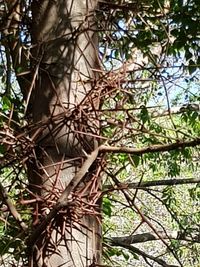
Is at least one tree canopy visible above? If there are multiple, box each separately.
[0,0,200,266]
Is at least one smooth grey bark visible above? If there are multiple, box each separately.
[29,1,101,266]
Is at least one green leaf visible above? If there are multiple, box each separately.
[130,251,139,260]
[139,106,150,124]
[0,145,6,155]
[2,96,11,111]
[131,155,140,167]
[188,59,196,74]
[121,251,130,261]
[103,197,112,217]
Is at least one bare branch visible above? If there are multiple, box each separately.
[99,0,140,12]
[106,177,200,191]
[109,239,179,267]
[109,231,200,245]
[106,173,183,266]
[151,103,200,118]
[100,138,200,155]
[57,145,99,207]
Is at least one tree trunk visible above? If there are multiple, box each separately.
[28,1,101,266]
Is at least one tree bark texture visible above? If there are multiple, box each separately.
[28,1,101,266]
